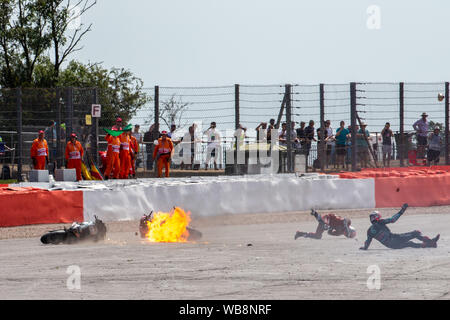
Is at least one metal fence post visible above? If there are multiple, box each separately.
[56,88,62,169]
[399,82,405,167]
[320,84,325,172]
[350,82,357,172]
[445,82,449,165]
[234,84,240,174]
[16,88,23,182]
[286,84,292,173]
[93,88,99,166]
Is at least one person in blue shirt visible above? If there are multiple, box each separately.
[356,123,370,168]
[335,121,349,170]
[360,204,440,250]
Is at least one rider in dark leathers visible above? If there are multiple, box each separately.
[360,204,440,250]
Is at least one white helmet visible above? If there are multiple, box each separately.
[348,226,357,238]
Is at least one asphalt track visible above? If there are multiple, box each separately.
[1,207,450,300]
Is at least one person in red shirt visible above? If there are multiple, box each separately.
[65,133,84,181]
[295,209,356,240]
[104,133,121,179]
[30,131,49,170]
[119,129,132,179]
[153,131,174,178]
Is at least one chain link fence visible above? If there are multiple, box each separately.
[1,82,449,181]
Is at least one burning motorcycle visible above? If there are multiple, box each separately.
[139,210,202,242]
[40,216,107,245]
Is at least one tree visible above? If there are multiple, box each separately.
[57,60,151,126]
[159,94,190,130]
[0,0,95,88]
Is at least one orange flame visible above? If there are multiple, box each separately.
[145,207,191,243]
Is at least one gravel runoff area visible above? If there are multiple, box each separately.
[1,206,450,300]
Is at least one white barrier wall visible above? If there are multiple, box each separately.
[82,176,376,221]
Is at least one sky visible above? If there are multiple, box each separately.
[67,0,450,135]
[71,0,450,87]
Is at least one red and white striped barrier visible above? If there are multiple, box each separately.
[2,166,450,228]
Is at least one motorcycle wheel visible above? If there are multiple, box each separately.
[40,231,66,245]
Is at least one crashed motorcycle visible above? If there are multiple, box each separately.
[139,211,203,241]
[40,216,107,245]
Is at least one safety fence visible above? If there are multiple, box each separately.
[1,82,449,181]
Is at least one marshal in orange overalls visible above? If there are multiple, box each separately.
[105,134,121,179]
[130,135,139,177]
[119,133,132,179]
[65,140,84,181]
[30,138,49,170]
[153,137,174,178]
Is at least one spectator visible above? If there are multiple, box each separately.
[304,120,316,158]
[168,124,182,145]
[346,125,359,167]
[427,128,442,166]
[132,125,143,169]
[381,122,394,168]
[256,122,268,143]
[132,125,143,143]
[335,121,349,170]
[296,121,306,153]
[325,120,335,168]
[290,121,300,150]
[234,124,247,150]
[143,124,158,170]
[0,136,13,156]
[204,122,221,170]
[357,123,371,168]
[278,123,287,147]
[181,124,199,170]
[267,119,276,144]
[44,120,57,162]
[413,113,429,159]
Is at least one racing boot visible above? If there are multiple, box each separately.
[295,231,307,240]
[422,234,440,248]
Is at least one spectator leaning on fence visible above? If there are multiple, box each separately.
[357,123,370,169]
[304,120,316,157]
[335,121,349,170]
[278,123,287,147]
[204,122,221,170]
[256,122,268,143]
[296,121,306,153]
[381,122,393,168]
[413,113,429,159]
[428,128,442,166]
[267,119,276,145]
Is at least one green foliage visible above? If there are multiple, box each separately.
[0,1,149,129]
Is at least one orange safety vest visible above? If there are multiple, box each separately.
[31,139,48,157]
[130,135,139,153]
[107,135,121,153]
[153,138,174,159]
[65,141,84,160]
[120,133,130,151]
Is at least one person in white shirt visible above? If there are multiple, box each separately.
[204,122,221,170]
